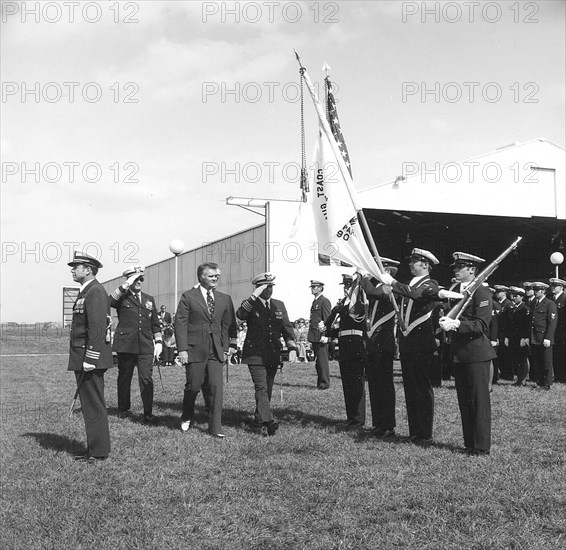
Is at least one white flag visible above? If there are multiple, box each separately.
[310,126,382,277]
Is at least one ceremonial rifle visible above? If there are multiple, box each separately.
[446,236,522,320]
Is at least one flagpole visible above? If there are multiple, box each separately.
[295,50,405,330]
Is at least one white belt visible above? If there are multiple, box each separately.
[339,329,363,337]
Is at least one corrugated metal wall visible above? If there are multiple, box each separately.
[101,225,266,320]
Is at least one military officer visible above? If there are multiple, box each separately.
[323,274,367,430]
[439,252,496,456]
[236,273,297,436]
[380,248,440,443]
[549,278,566,383]
[111,266,163,423]
[361,259,400,437]
[523,282,536,310]
[506,287,531,386]
[67,251,114,463]
[308,280,332,389]
[529,282,557,390]
[492,285,513,381]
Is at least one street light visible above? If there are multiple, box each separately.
[169,239,185,313]
[550,251,564,278]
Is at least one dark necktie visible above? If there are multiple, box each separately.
[207,290,215,316]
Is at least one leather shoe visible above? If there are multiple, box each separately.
[180,420,192,432]
[371,427,395,438]
[211,433,225,439]
[267,421,279,436]
[143,414,159,424]
[117,410,132,419]
[410,435,432,444]
[317,385,330,390]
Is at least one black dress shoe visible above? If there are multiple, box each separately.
[317,385,330,390]
[470,449,490,456]
[410,435,432,444]
[117,410,132,419]
[267,421,279,436]
[210,433,225,439]
[143,414,159,424]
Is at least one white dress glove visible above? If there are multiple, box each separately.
[252,284,268,298]
[154,343,163,358]
[379,272,395,286]
[83,361,95,372]
[439,317,460,332]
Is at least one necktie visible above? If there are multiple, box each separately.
[207,290,215,316]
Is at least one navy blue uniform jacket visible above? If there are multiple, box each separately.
[68,279,113,371]
[450,285,497,364]
[111,290,161,355]
[237,296,296,366]
[530,297,557,344]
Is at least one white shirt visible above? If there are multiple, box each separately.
[409,275,427,287]
[200,285,214,304]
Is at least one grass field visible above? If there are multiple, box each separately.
[1,335,565,549]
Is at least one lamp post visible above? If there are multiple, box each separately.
[550,252,564,278]
[169,239,185,313]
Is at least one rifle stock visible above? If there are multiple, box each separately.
[447,236,522,320]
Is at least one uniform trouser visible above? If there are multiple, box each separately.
[454,361,491,452]
[182,339,223,435]
[498,344,513,379]
[366,350,395,430]
[339,357,366,424]
[75,370,110,458]
[312,342,330,387]
[161,346,176,363]
[553,342,566,382]
[248,364,278,424]
[530,345,554,387]
[431,352,442,387]
[399,352,434,439]
[117,353,154,416]
[510,349,529,384]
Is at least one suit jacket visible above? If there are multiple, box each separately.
[68,279,114,371]
[553,292,566,344]
[159,311,172,325]
[496,297,513,339]
[237,296,296,366]
[530,297,557,345]
[450,284,497,364]
[111,289,162,355]
[175,286,237,363]
[308,294,332,343]
[392,275,439,354]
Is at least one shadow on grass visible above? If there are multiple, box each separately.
[350,430,464,453]
[22,432,86,455]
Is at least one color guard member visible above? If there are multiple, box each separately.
[308,280,332,389]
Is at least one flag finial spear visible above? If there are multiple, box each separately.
[322,62,331,77]
[294,49,305,69]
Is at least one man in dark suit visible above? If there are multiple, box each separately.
[361,259,400,438]
[111,266,162,423]
[158,305,172,328]
[506,287,531,386]
[308,280,332,389]
[236,272,297,436]
[529,282,557,390]
[175,262,237,438]
[440,252,496,456]
[67,251,114,463]
[550,278,566,383]
[380,248,440,443]
[492,285,513,381]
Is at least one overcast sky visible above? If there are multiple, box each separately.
[1,0,564,323]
